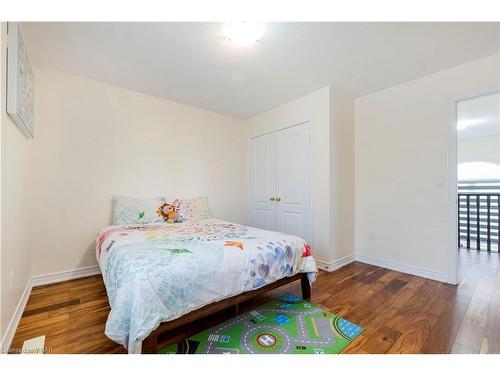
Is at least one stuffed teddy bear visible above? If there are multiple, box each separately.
[156,202,180,223]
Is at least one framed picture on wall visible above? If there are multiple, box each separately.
[7,22,34,138]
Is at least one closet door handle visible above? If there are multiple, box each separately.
[270,197,276,201]
[275,197,281,202]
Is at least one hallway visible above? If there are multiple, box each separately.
[451,249,500,353]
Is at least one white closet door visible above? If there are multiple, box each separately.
[275,122,312,243]
[249,133,277,231]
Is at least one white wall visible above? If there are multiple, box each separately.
[457,134,500,181]
[330,87,355,261]
[458,135,500,164]
[244,86,356,266]
[355,54,500,280]
[0,23,32,342]
[29,66,247,276]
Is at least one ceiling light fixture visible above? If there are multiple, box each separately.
[222,21,265,46]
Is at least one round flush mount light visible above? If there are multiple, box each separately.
[222,21,265,46]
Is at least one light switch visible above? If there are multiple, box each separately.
[435,176,446,188]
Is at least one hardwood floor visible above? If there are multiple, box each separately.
[10,249,500,354]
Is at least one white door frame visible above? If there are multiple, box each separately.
[448,87,500,285]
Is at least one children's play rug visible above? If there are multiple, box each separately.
[159,293,363,354]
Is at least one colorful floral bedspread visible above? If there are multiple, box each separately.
[96,218,318,353]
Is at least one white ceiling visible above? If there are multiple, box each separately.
[22,22,500,119]
[457,91,500,140]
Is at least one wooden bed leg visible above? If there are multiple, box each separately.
[234,303,240,316]
[301,273,311,301]
[141,334,158,354]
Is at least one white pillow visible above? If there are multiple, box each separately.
[112,196,165,225]
[177,197,210,221]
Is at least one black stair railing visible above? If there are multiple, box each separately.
[458,181,500,252]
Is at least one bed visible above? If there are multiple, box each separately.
[96,218,318,353]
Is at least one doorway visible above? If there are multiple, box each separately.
[454,90,500,283]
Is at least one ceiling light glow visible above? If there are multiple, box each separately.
[456,118,486,130]
[222,22,265,46]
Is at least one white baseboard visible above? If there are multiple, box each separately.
[354,254,448,283]
[31,265,101,287]
[0,265,101,352]
[0,279,32,353]
[316,255,355,272]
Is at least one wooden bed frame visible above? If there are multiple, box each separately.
[141,272,311,353]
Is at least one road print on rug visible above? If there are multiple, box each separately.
[159,293,363,354]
